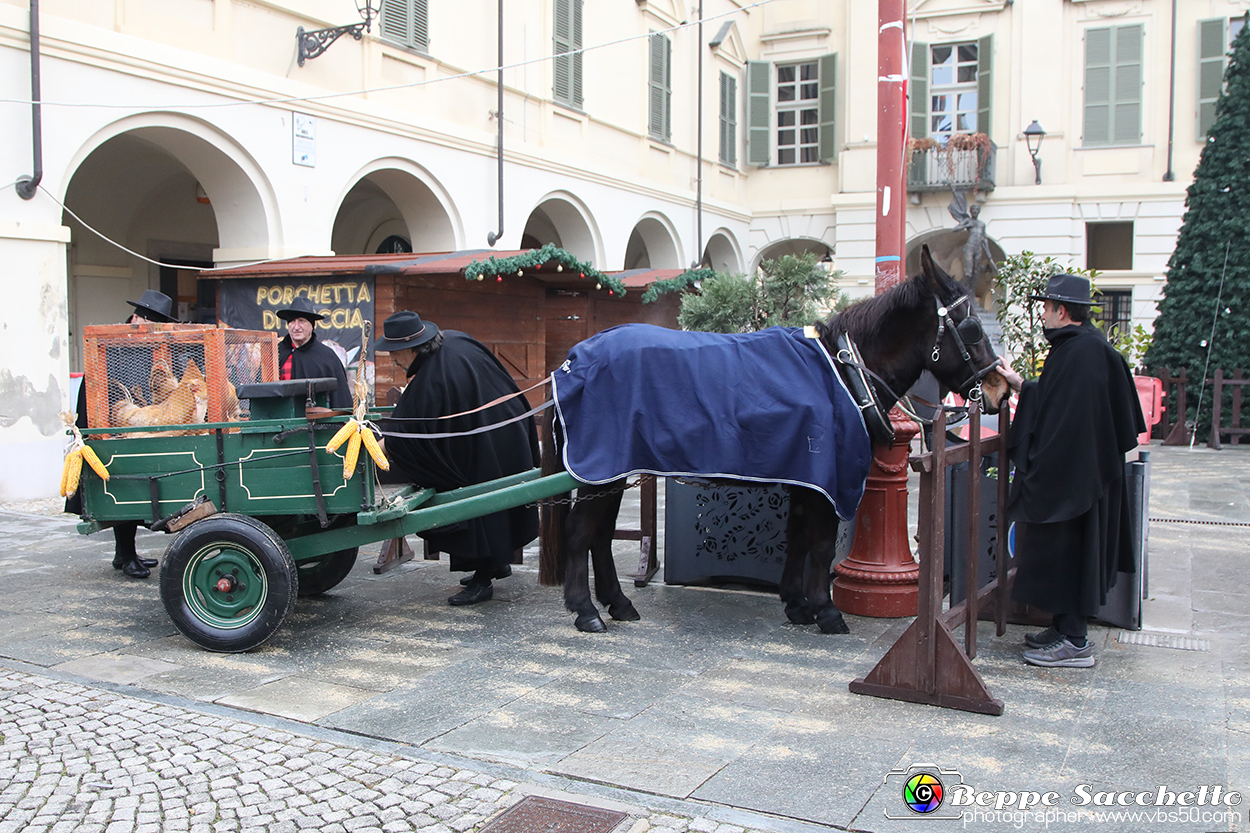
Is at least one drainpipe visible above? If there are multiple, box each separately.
[16,0,42,201]
[486,0,505,245]
[1163,0,1177,182]
[694,2,703,268]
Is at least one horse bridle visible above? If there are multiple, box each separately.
[930,294,1002,402]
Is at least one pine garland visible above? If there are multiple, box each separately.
[464,244,626,296]
[640,268,715,303]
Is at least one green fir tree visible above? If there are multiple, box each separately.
[676,252,846,333]
[1145,15,1250,429]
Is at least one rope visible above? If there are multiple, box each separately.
[1150,517,1250,528]
[378,400,552,439]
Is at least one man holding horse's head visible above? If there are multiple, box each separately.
[374,311,540,606]
[1006,273,1145,669]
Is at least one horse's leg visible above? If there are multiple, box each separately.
[797,490,850,635]
[781,488,816,624]
[586,487,639,622]
[562,483,620,633]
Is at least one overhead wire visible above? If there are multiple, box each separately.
[1189,239,1231,449]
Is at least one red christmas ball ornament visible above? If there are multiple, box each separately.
[579,272,585,279]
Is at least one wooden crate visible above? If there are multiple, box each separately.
[82,323,278,431]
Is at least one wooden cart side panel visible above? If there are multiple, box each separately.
[80,429,372,523]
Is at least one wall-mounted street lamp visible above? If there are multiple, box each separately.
[1024,120,1046,185]
[297,0,382,67]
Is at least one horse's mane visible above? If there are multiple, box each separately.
[816,271,939,345]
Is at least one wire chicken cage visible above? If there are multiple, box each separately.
[81,323,278,434]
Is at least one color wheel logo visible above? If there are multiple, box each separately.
[903,772,945,814]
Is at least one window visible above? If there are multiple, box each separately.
[1087,222,1134,271]
[1197,17,1245,139]
[1093,290,1133,340]
[1083,25,1142,146]
[745,55,836,166]
[776,61,819,164]
[649,32,672,142]
[719,71,737,166]
[380,0,429,53]
[929,43,978,140]
[554,0,583,109]
[909,36,993,141]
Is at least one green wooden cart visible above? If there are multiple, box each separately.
[78,379,572,653]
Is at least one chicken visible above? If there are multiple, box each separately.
[112,361,208,435]
[149,361,178,404]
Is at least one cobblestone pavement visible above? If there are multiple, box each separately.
[0,665,778,833]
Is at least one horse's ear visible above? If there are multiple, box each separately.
[919,244,953,294]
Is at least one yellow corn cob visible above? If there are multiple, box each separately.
[343,430,362,480]
[360,426,389,471]
[81,445,110,481]
[325,419,359,453]
[59,447,73,496]
[62,446,84,497]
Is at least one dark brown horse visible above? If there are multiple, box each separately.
[540,247,1011,634]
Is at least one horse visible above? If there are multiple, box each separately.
[539,246,1011,634]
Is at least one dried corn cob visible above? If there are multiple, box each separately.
[343,430,362,480]
[81,445,110,481]
[326,419,359,453]
[360,425,389,471]
[61,446,84,497]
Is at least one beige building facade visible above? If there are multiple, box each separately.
[0,0,1243,497]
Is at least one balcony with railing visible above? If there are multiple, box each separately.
[906,135,997,193]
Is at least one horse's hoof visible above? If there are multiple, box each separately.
[817,610,850,634]
[608,599,640,621]
[575,613,608,633]
[785,602,816,625]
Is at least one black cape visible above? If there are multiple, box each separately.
[1008,322,1146,616]
[382,331,540,572]
[278,333,353,409]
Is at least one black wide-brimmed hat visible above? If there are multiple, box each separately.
[1029,273,1093,306]
[276,297,325,322]
[374,311,439,352]
[126,289,179,323]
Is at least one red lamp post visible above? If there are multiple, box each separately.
[832,0,921,617]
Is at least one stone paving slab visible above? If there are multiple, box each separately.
[0,446,1247,832]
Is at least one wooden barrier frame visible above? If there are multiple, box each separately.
[849,399,1011,716]
[1209,369,1250,450]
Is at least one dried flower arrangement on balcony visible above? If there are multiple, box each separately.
[906,133,994,191]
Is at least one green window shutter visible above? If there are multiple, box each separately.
[976,34,992,138]
[663,34,672,141]
[381,0,428,52]
[554,0,572,105]
[1198,17,1227,139]
[909,41,929,140]
[1114,25,1142,144]
[818,53,837,162]
[649,33,664,139]
[719,71,737,166]
[1084,27,1112,145]
[747,60,770,165]
[571,0,583,109]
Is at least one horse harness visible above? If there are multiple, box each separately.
[832,294,1002,443]
[928,294,1002,403]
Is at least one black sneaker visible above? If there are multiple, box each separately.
[1024,626,1061,649]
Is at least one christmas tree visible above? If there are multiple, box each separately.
[1145,15,1250,432]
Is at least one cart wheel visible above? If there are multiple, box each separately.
[159,514,297,653]
[296,548,359,596]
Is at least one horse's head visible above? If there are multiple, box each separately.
[918,246,1011,414]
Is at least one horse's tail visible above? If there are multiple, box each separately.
[538,399,568,586]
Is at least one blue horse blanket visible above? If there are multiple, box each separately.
[551,324,872,520]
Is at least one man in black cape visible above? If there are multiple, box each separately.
[1007,273,1146,668]
[374,311,540,605]
[277,297,353,409]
